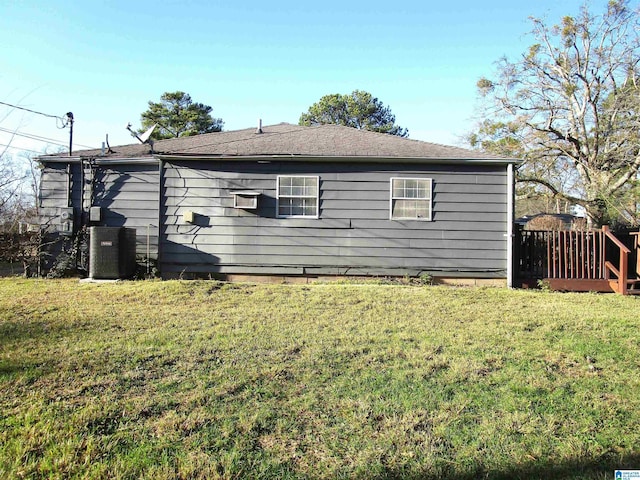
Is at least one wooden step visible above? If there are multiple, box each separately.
[625,278,640,295]
[546,278,615,293]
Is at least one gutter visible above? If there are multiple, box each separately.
[41,153,521,167]
[38,156,159,166]
[154,153,522,166]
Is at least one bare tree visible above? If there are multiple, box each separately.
[0,148,28,232]
[471,1,640,227]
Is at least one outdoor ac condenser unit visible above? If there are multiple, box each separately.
[89,227,137,279]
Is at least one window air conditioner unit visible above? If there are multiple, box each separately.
[230,191,260,209]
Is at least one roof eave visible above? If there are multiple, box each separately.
[154,153,521,165]
[38,155,159,166]
[39,153,521,166]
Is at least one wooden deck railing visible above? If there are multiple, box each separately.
[546,229,606,280]
[515,226,637,294]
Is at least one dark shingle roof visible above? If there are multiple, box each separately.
[42,123,517,162]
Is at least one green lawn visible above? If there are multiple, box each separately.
[0,278,639,479]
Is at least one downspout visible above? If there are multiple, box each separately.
[66,164,71,207]
[157,158,165,278]
[88,160,95,218]
[506,163,514,288]
[80,159,85,225]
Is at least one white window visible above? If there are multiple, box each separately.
[390,177,432,220]
[277,176,319,218]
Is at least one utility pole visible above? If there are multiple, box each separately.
[66,112,74,156]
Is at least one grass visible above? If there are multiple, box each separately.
[0,278,639,479]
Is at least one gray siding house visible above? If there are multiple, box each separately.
[38,123,518,284]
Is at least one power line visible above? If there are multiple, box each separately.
[0,126,68,146]
[0,100,66,122]
[0,101,78,155]
[0,144,48,155]
[0,126,96,150]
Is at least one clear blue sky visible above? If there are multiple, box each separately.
[1,0,593,157]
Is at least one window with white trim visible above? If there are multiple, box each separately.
[277,176,319,218]
[390,177,432,220]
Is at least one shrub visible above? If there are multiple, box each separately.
[525,215,565,230]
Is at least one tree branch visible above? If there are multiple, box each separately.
[517,176,586,205]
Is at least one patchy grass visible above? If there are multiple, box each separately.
[0,278,639,479]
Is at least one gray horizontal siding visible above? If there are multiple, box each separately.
[160,216,506,232]
[89,165,160,257]
[39,162,160,259]
[160,160,509,277]
[160,264,502,277]
[39,164,82,232]
[161,233,506,250]
[162,205,506,222]
[162,240,506,259]
[162,198,507,214]
[41,158,511,277]
[163,224,503,241]
[161,254,503,272]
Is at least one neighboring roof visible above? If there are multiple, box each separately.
[40,122,519,163]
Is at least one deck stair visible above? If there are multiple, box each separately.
[626,231,640,295]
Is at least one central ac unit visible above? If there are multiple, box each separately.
[89,227,137,279]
